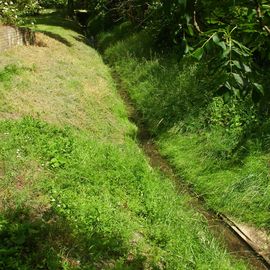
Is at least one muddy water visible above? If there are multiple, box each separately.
[140,130,269,270]
[115,75,270,270]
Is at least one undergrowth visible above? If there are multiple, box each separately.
[98,24,270,229]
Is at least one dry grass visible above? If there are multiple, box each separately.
[0,31,132,142]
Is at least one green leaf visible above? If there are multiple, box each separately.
[224,81,232,90]
[183,38,193,54]
[253,83,264,94]
[212,33,227,51]
[222,47,231,58]
[192,47,204,60]
[178,0,187,8]
[217,41,227,51]
[185,44,192,54]
[232,86,240,98]
[232,60,241,69]
[232,47,250,57]
[187,24,194,36]
[212,33,220,44]
[243,64,251,73]
[232,73,244,86]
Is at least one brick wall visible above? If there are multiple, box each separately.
[0,25,35,51]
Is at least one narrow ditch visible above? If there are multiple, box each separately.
[76,21,270,268]
[113,73,270,270]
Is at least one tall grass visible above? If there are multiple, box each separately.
[0,12,249,269]
[99,24,270,229]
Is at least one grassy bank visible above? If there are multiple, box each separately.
[97,26,270,230]
[0,13,248,269]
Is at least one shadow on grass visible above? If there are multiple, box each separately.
[32,11,81,33]
[25,12,96,48]
[0,206,147,269]
[73,34,95,47]
[39,30,72,47]
[0,207,79,269]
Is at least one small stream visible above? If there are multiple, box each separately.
[139,135,269,270]
[114,74,270,270]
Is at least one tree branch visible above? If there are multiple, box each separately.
[255,0,270,35]
[193,0,202,33]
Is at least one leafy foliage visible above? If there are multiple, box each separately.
[39,0,66,8]
[0,15,249,269]
[0,1,21,24]
[0,0,41,25]
[88,0,270,100]
[99,25,270,228]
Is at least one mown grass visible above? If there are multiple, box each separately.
[0,12,249,269]
[99,25,270,230]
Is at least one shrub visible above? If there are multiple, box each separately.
[0,1,21,25]
[0,0,41,25]
[39,0,66,8]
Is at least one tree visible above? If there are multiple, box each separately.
[67,0,74,17]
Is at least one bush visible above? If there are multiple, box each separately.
[0,1,21,25]
[18,0,41,15]
[0,0,41,25]
[39,0,66,8]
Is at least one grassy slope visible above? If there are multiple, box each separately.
[98,28,270,230]
[0,13,248,269]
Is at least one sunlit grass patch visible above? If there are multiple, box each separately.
[0,26,134,142]
[0,12,250,269]
[0,117,248,269]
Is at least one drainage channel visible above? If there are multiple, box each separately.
[140,137,270,270]
[114,74,270,270]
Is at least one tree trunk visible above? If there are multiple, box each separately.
[67,0,74,17]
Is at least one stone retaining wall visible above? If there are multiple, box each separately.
[0,25,35,51]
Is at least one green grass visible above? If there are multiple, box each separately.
[0,12,250,269]
[158,133,270,228]
[99,25,270,230]
[0,117,248,269]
